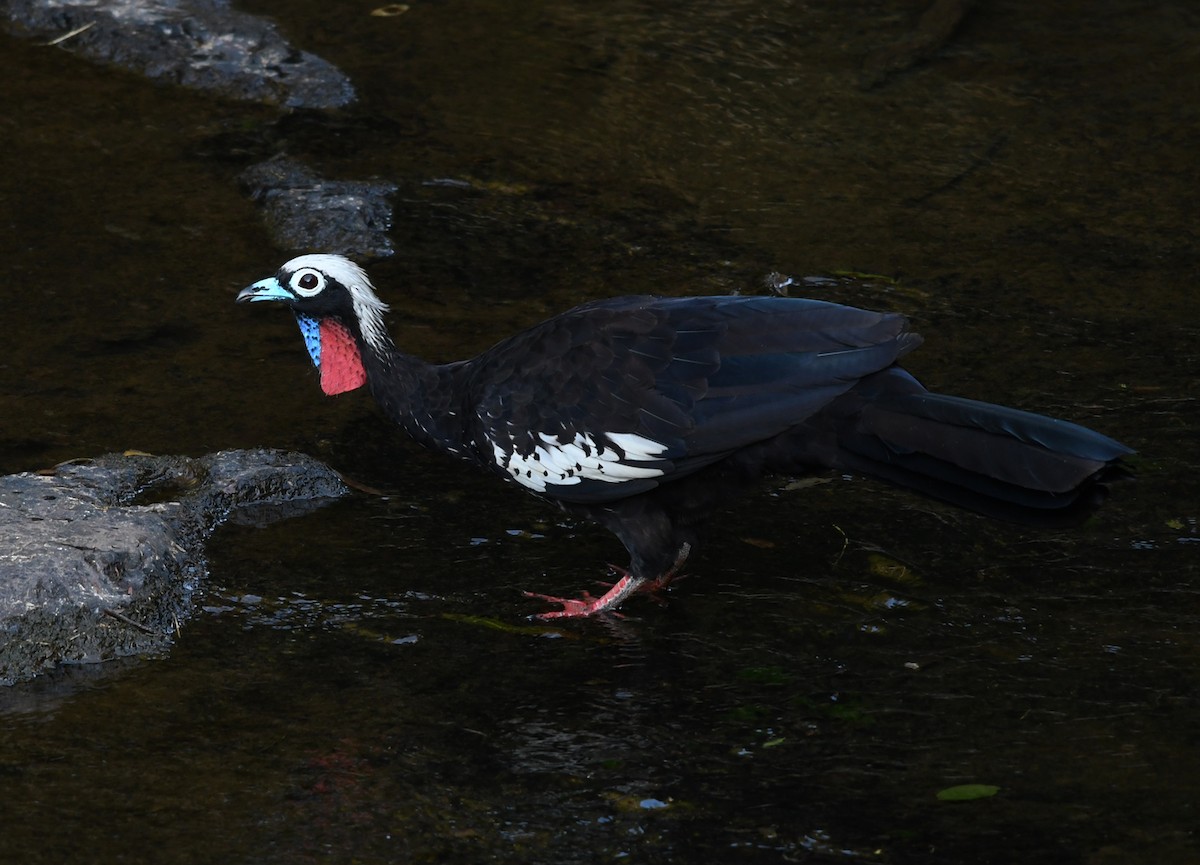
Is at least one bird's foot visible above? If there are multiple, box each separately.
[635,545,693,605]
[638,570,690,607]
[524,570,647,620]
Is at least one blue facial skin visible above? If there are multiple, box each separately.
[295,312,322,368]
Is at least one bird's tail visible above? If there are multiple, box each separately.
[831,370,1133,525]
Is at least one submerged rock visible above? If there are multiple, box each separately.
[0,449,347,686]
[2,1,391,253]
[241,156,398,259]
[1,0,355,109]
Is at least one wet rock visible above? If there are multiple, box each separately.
[1,0,355,109]
[241,156,398,259]
[2,1,389,253]
[0,449,347,686]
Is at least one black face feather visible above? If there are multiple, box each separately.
[278,267,355,316]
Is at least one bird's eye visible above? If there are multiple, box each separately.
[290,269,326,297]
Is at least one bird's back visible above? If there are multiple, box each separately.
[461,294,920,503]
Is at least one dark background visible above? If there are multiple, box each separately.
[1,1,1197,863]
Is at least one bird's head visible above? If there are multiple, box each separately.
[237,254,391,395]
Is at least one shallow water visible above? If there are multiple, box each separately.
[2,1,1198,862]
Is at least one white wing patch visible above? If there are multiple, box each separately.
[491,431,669,493]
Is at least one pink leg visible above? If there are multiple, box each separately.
[524,569,646,620]
[525,543,693,620]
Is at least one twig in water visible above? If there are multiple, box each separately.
[44,21,96,47]
[102,607,156,635]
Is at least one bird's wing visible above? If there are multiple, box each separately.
[469,295,920,503]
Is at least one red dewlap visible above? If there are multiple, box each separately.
[318,319,367,395]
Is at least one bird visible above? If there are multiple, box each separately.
[237,254,1132,619]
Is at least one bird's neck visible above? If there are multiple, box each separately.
[357,333,466,456]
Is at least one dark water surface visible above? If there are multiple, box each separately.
[2,1,1198,862]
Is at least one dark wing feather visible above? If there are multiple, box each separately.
[467,294,917,503]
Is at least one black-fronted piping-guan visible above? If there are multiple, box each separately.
[237,254,1131,618]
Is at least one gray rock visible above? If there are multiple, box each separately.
[241,156,398,259]
[0,449,347,686]
[1,0,355,109]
